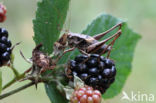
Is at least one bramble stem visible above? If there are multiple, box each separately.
[9,64,20,77]
[0,69,65,100]
[2,63,65,90]
[2,73,25,90]
[2,53,27,90]
[0,82,35,100]
[9,54,20,77]
[0,76,55,100]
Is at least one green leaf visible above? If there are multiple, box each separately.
[45,82,68,103]
[33,0,70,103]
[0,71,2,94]
[59,14,141,99]
[33,0,70,54]
[82,14,141,98]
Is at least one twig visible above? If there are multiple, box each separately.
[0,82,35,100]
[2,73,25,90]
[9,64,20,77]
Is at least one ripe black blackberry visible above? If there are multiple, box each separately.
[0,28,12,67]
[66,54,116,94]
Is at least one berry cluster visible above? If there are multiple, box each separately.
[0,28,12,66]
[67,54,116,93]
[70,86,101,103]
[0,3,7,22]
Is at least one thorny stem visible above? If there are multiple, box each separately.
[2,64,25,90]
[2,54,24,90]
[2,64,66,90]
[2,73,25,90]
[1,51,66,97]
[0,82,35,100]
[9,54,20,77]
[9,64,20,77]
[0,76,55,100]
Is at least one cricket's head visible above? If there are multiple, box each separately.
[53,33,68,56]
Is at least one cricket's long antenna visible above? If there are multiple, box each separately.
[68,0,72,31]
[11,42,21,50]
[93,23,122,40]
[20,51,32,64]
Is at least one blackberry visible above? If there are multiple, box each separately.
[0,43,7,52]
[0,28,12,67]
[87,77,98,87]
[66,54,116,93]
[87,58,98,67]
[72,71,78,76]
[105,59,115,67]
[6,39,12,47]
[79,73,88,81]
[6,48,11,54]
[70,60,77,70]
[88,68,98,75]
[0,36,7,43]
[98,61,105,70]
[1,52,10,61]
[102,68,112,78]
[0,28,8,37]
[76,63,87,73]
[75,54,88,63]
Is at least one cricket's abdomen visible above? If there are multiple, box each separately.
[91,44,111,54]
[87,40,111,54]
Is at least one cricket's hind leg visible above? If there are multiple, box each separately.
[99,29,122,58]
[87,29,122,55]
[93,23,122,40]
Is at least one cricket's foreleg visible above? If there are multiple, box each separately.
[87,30,122,54]
[79,50,92,63]
[100,29,122,58]
[24,67,32,74]
[93,23,122,40]
[40,65,56,74]
[62,47,76,56]
[79,50,90,56]
[55,47,76,63]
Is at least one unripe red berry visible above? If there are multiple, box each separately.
[87,97,94,103]
[0,3,7,22]
[70,86,102,103]
[92,95,101,103]
[80,95,87,103]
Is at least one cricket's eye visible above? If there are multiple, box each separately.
[77,37,82,41]
[67,35,73,39]
[79,40,86,46]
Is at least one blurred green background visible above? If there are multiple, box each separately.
[0,0,156,103]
